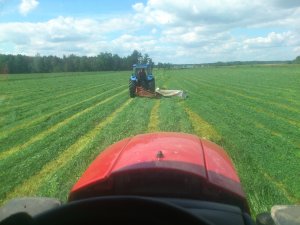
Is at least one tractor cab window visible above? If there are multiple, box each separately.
[146,66,152,75]
[133,64,152,76]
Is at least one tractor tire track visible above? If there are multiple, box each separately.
[1,99,133,204]
[147,100,160,132]
[0,89,127,160]
[181,103,221,143]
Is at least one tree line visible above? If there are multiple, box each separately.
[0,50,153,74]
[157,56,300,69]
[293,56,300,64]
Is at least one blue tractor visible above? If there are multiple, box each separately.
[129,64,155,98]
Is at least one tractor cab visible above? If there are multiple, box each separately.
[129,64,155,98]
[132,64,154,82]
[133,64,152,77]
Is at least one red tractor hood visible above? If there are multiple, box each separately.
[69,132,248,212]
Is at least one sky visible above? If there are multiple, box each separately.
[0,0,300,64]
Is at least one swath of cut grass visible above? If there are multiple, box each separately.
[181,73,300,214]
[0,94,128,202]
[261,170,297,203]
[36,98,155,200]
[2,83,113,113]
[183,103,221,142]
[0,89,127,160]
[1,67,299,218]
[1,99,133,204]
[0,85,126,140]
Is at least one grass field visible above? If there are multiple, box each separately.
[1,65,300,216]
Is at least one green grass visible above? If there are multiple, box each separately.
[0,66,300,217]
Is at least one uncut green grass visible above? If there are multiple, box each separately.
[1,66,300,218]
[166,66,300,215]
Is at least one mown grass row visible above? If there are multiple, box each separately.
[0,89,128,203]
[180,80,294,214]
[35,98,155,201]
[183,77,300,144]
[1,72,121,99]
[1,73,125,109]
[0,74,103,109]
[189,77,300,123]
[0,71,128,203]
[1,82,116,116]
[0,72,127,129]
[184,73,300,148]
[0,84,125,135]
[174,66,300,112]
[0,85,127,151]
[1,66,299,219]
[2,98,133,203]
[0,72,126,137]
[0,89,127,159]
[164,66,300,215]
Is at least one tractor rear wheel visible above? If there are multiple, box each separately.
[129,79,136,98]
[148,78,155,93]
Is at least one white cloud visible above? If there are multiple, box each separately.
[0,16,144,56]
[130,0,300,62]
[294,46,300,54]
[133,0,300,33]
[111,34,157,53]
[1,0,300,63]
[19,0,39,16]
[243,32,300,50]
[270,0,300,9]
[132,3,144,12]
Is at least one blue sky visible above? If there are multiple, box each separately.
[0,0,146,21]
[0,0,300,63]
